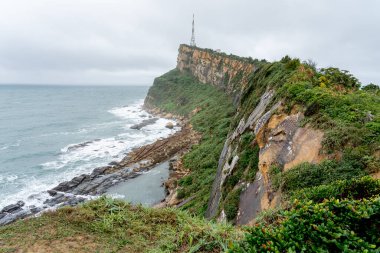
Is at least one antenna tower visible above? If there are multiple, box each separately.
[190,14,196,47]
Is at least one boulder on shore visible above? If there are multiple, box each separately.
[165,122,174,129]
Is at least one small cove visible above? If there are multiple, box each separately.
[106,161,169,206]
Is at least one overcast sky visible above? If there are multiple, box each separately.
[0,0,379,85]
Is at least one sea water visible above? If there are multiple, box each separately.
[0,85,177,209]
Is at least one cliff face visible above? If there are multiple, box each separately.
[146,44,379,227]
[174,44,326,224]
[206,91,324,223]
[177,44,255,103]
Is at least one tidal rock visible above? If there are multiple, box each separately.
[29,205,42,214]
[108,161,119,166]
[0,209,30,226]
[165,122,174,129]
[47,190,58,196]
[130,118,158,130]
[1,201,25,213]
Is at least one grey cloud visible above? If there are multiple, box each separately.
[0,0,379,85]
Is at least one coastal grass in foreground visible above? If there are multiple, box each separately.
[0,197,240,253]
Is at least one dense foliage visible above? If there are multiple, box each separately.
[230,197,380,252]
[291,176,380,202]
[146,69,235,215]
[271,160,366,193]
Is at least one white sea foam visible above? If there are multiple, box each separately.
[0,100,179,210]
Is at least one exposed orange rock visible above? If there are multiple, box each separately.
[284,127,324,171]
[177,45,255,94]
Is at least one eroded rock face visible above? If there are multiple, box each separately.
[206,91,325,224]
[177,44,255,99]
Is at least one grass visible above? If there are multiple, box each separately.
[145,69,235,216]
[0,197,241,253]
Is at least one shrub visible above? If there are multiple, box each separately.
[318,67,361,90]
[272,160,366,193]
[291,176,380,202]
[362,83,380,94]
[230,197,380,252]
[223,188,242,222]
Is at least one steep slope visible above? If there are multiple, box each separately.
[2,45,379,252]
[146,45,380,226]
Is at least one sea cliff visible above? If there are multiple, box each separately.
[1,44,379,252]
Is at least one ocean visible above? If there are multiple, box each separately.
[0,85,176,210]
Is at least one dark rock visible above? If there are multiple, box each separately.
[47,190,58,196]
[44,193,65,206]
[17,201,25,207]
[91,166,109,178]
[1,201,25,214]
[67,140,94,152]
[108,161,119,166]
[52,174,89,192]
[0,213,6,219]
[29,205,42,214]
[0,210,30,226]
[130,118,158,130]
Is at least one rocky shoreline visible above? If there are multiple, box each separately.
[0,108,198,226]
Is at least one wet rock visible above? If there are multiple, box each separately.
[1,201,25,213]
[165,122,174,129]
[65,197,86,206]
[29,205,42,214]
[130,118,158,130]
[0,209,30,226]
[91,166,109,179]
[44,193,66,206]
[108,161,119,166]
[47,190,58,196]
[52,174,90,192]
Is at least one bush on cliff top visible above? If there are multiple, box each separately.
[277,65,380,174]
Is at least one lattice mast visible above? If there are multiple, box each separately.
[190,14,196,47]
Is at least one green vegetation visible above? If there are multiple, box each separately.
[146,54,380,250]
[230,197,380,252]
[183,44,260,64]
[1,48,380,252]
[271,160,366,193]
[146,69,235,216]
[0,197,240,253]
[362,83,380,94]
[291,176,380,202]
[276,64,380,173]
[223,188,243,222]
